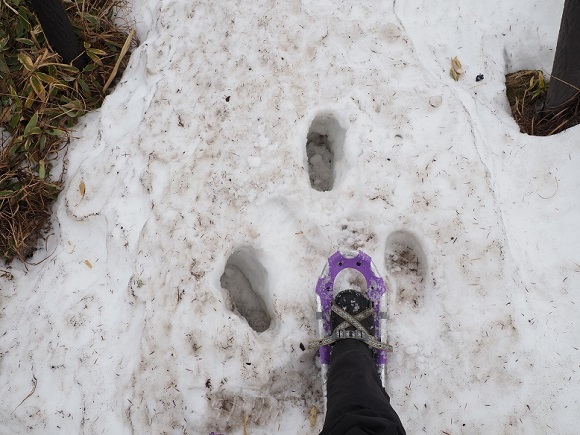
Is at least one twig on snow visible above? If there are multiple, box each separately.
[12,375,37,414]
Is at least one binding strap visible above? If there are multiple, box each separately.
[309,305,393,352]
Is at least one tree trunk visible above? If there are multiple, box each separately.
[544,0,580,110]
[29,0,87,69]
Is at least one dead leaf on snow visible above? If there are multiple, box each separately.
[310,406,319,427]
[450,56,464,81]
[79,180,86,200]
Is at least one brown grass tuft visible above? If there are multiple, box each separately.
[0,0,138,262]
[506,70,580,136]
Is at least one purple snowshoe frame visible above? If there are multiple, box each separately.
[315,250,389,386]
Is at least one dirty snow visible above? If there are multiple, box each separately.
[1,0,579,433]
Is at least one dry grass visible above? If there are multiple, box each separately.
[1,0,137,262]
[506,70,580,136]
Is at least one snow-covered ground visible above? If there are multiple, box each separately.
[2,0,579,433]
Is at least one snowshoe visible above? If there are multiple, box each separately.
[309,250,392,395]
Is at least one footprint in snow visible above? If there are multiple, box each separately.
[306,112,346,192]
[220,246,272,333]
[385,230,427,310]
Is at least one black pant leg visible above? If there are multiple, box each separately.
[320,340,406,435]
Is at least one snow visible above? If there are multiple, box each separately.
[1,0,579,433]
